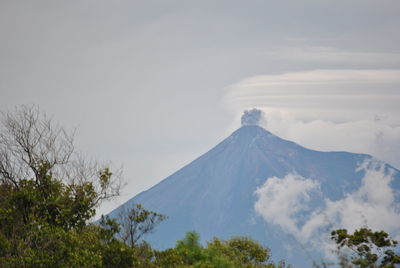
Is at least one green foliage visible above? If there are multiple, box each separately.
[175,232,207,265]
[207,236,288,268]
[154,248,185,267]
[0,163,133,268]
[0,106,129,267]
[0,162,101,232]
[0,164,289,267]
[156,232,289,268]
[207,237,272,268]
[132,241,157,267]
[101,239,135,268]
[331,228,400,268]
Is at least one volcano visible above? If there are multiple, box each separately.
[108,115,400,266]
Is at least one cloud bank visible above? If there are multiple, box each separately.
[254,174,320,236]
[224,69,400,168]
[254,160,400,251]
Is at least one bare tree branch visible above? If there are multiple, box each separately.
[117,204,166,247]
[0,105,123,217]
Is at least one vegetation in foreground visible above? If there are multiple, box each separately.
[0,106,398,267]
[0,106,287,267]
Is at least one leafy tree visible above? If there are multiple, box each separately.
[0,105,126,267]
[207,236,288,268]
[0,106,122,227]
[175,231,206,265]
[154,248,185,267]
[158,231,289,268]
[331,228,400,268]
[99,216,136,268]
[207,237,272,268]
[132,241,157,267]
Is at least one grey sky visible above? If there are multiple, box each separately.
[1,0,399,215]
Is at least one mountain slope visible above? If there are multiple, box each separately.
[108,125,400,265]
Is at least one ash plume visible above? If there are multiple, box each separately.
[241,108,264,126]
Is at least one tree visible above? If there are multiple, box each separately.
[331,228,400,268]
[0,105,122,208]
[207,236,288,268]
[117,203,166,247]
[99,216,136,268]
[0,105,121,231]
[175,231,208,266]
[0,105,125,267]
[207,236,271,267]
[160,231,289,268]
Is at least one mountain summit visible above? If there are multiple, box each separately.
[108,119,400,266]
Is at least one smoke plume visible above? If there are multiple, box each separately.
[241,109,264,126]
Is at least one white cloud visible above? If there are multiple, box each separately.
[254,173,320,238]
[259,112,400,169]
[224,69,400,169]
[322,161,400,234]
[254,160,400,253]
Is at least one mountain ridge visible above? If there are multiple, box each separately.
[108,124,400,266]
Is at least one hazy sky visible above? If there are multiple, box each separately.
[1,0,399,216]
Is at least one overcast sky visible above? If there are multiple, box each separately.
[1,0,399,216]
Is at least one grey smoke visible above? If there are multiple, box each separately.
[241,109,264,126]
